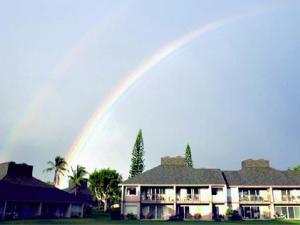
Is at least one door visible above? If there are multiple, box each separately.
[213,205,219,219]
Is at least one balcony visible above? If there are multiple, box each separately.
[141,194,174,203]
[239,195,271,203]
[276,195,300,203]
[176,194,210,203]
[212,195,226,203]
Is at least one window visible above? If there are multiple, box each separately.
[275,206,300,219]
[289,207,295,219]
[126,187,137,196]
[295,207,300,219]
[124,205,137,215]
[212,188,223,195]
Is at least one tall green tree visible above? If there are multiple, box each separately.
[288,165,300,171]
[89,168,122,211]
[129,129,145,177]
[184,144,193,168]
[44,156,68,187]
[68,165,88,196]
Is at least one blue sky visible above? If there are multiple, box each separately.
[0,0,300,187]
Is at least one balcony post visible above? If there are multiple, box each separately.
[209,185,213,220]
[223,185,228,208]
[120,185,124,216]
[37,202,42,217]
[65,203,72,218]
[173,185,176,215]
[80,204,84,218]
[137,185,141,220]
[1,201,7,220]
[269,187,274,219]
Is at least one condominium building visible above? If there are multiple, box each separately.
[120,156,300,220]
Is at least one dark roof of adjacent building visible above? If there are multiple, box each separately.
[64,179,94,204]
[223,159,300,186]
[122,157,226,185]
[0,162,89,203]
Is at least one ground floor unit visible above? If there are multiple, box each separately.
[0,200,86,220]
[123,203,300,220]
[123,202,227,220]
[0,162,92,221]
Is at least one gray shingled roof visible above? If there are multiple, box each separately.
[223,168,300,186]
[122,165,225,185]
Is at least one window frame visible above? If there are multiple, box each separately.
[126,187,137,196]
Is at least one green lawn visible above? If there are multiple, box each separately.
[1,215,300,225]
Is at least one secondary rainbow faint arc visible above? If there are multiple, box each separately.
[0,1,134,161]
[65,16,241,165]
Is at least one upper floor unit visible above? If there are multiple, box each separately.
[123,185,227,204]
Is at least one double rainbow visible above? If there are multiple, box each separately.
[65,16,240,166]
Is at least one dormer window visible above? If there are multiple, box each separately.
[126,187,137,196]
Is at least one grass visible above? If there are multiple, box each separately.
[1,214,300,225]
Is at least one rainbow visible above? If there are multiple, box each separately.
[65,15,242,166]
[0,2,130,161]
[0,38,91,161]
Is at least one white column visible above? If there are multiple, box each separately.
[121,185,124,216]
[137,185,141,219]
[1,201,7,220]
[173,185,177,215]
[223,185,228,208]
[209,185,213,220]
[80,204,84,218]
[38,202,42,217]
[65,204,72,218]
[269,187,275,219]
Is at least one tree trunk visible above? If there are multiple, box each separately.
[103,200,108,212]
[54,172,57,187]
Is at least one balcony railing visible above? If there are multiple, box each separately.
[176,194,210,203]
[141,194,174,202]
[212,195,226,202]
[278,195,300,203]
[239,195,270,203]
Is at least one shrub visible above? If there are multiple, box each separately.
[146,212,154,219]
[126,213,137,220]
[230,210,242,221]
[110,208,121,220]
[194,213,202,220]
[226,208,233,217]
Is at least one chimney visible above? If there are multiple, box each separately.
[0,162,33,178]
[161,156,186,166]
[242,159,270,169]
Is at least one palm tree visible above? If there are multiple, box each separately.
[68,165,88,196]
[44,156,68,187]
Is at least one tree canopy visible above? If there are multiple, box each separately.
[89,168,122,211]
[129,129,145,177]
[44,156,68,187]
[288,165,300,171]
[68,165,88,195]
[184,144,193,168]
